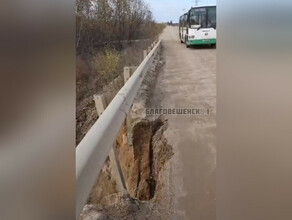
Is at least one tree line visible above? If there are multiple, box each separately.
[76,0,163,55]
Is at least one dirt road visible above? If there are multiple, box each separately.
[152,26,216,220]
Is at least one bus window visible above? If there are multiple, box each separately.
[207,7,216,28]
[183,14,187,27]
[189,8,207,28]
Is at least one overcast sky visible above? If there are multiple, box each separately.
[144,0,216,23]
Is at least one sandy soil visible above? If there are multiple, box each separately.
[151,26,216,220]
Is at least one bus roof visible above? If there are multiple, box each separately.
[191,5,216,9]
[181,5,215,17]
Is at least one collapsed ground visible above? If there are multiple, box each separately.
[79,46,174,220]
[76,1,171,218]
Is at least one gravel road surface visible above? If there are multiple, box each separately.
[152,26,216,220]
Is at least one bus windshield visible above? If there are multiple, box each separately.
[207,7,216,28]
[189,7,216,28]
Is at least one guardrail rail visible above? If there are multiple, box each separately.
[76,40,161,219]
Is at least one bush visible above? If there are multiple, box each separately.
[94,49,122,84]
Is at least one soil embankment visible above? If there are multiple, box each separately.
[80,46,173,220]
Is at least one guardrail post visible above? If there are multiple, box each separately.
[153,42,157,56]
[148,46,151,53]
[154,40,161,57]
[93,94,107,117]
[93,94,128,194]
[108,144,128,192]
[143,50,148,59]
[123,67,131,84]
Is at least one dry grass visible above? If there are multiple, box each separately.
[76,41,155,145]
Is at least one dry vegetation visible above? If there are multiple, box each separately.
[76,0,165,144]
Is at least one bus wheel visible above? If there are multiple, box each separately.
[185,38,190,48]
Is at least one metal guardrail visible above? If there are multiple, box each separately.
[76,40,161,219]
